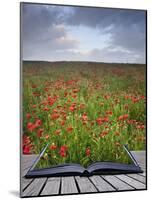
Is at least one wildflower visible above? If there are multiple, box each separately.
[81,113,88,121]
[43,107,49,111]
[80,103,86,109]
[131,97,139,103]
[69,105,76,112]
[51,113,59,120]
[54,129,61,135]
[45,134,49,139]
[106,111,112,115]
[102,117,109,122]
[27,122,35,132]
[67,127,73,133]
[123,114,129,120]
[60,120,65,126]
[85,147,91,156]
[35,119,42,127]
[136,125,145,129]
[37,128,44,138]
[50,143,57,150]
[59,145,68,157]
[23,146,31,154]
[32,105,37,108]
[72,95,77,98]
[73,89,78,93]
[26,113,31,119]
[104,95,110,99]
[96,118,103,125]
[118,114,129,121]
[100,130,109,138]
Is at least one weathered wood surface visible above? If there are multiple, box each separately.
[21,151,146,197]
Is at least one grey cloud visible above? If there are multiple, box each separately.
[65,7,146,61]
[22,3,146,63]
[22,4,78,59]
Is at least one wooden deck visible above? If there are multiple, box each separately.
[21,151,146,197]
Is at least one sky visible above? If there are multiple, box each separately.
[22,3,146,63]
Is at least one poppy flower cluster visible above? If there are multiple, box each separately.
[59,145,68,157]
[27,119,42,132]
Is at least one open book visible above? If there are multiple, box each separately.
[25,144,143,178]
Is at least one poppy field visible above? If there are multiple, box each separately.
[22,61,146,168]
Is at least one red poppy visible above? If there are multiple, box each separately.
[72,95,77,98]
[106,111,112,115]
[26,113,31,119]
[118,114,129,121]
[69,106,76,112]
[79,103,86,109]
[131,97,139,103]
[45,134,49,139]
[102,117,109,122]
[54,130,61,135]
[100,130,109,138]
[50,144,57,150]
[81,113,88,121]
[60,145,68,151]
[43,107,49,111]
[59,145,68,157]
[59,151,67,157]
[123,114,129,120]
[96,118,103,125]
[32,104,37,108]
[67,127,73,133]
[27,122,35,132]
[85,147,91,156]
[73,89,78,93]
[35,119,42,127]
[60,120,65,126]
[37,128,44,137]
[136,125,145,129]
[51,113,60,120]
[23,146,31,154]
[140,95,145,100]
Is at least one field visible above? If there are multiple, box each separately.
[22,61,146,168]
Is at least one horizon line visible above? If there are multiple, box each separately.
[22,59,146,65]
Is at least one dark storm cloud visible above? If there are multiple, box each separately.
[66,7,146,60]
[66,7,145,29]
[22,3,146,63]
[22,4,78,59]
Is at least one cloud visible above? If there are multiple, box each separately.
[22,3,146,63]
[65,7,146,61]
[22,4,78,60]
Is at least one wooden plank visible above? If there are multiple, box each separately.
[40,177,60,196]
[21,155,37,168]
[75,176,97,193]
[138,172,146,177]
[131,151,146,169]
[21,155,38,177]
[116,174,146,189]
[61,177,78,194]
[21,178,33,191]
[102,175,134,191]
[21,178,47,197]
[89,175,116,192]
[126,174,146,184]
